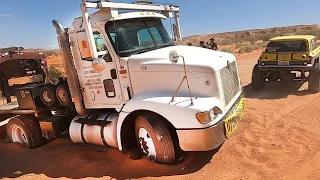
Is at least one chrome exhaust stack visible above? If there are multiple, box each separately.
[52,20,87,115]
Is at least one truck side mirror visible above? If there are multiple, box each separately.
[92,57,107,73]
[169,50,179,64]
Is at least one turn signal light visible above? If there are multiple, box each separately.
[196,107,222,124]
[302,54,306,59]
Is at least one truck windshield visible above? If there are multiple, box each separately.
[106,18,173,57]
[265,40,307,53]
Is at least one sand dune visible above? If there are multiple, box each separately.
[0,52,320,180]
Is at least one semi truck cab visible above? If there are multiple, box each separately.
[1,0,245,165]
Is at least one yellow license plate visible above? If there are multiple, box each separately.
[225,116,241,136]
[224,98,245,137]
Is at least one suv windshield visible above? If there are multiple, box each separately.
[265,40,307,53]
[106,18,173,57]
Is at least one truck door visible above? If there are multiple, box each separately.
[76,29,123,109]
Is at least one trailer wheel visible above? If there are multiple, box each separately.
[135,113,175,164]
[40,84,58,107]
[252,64,266,90]
[6,115,44,149]
[56,83,72,107]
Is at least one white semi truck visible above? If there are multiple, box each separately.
[0,0,245,164]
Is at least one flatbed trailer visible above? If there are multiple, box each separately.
[0,102,35,115]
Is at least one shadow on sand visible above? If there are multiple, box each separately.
[243,80,315,99]
[0,134,221,180]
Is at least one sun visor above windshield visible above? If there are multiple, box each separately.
[109,12,167,21]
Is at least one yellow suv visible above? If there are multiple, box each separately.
[252,35,320,92]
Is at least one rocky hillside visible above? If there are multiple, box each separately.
[182,24,320,46]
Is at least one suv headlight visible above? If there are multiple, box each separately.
[196,106,222,124]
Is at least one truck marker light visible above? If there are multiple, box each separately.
[82,40,88,48]
[120,70,127,74]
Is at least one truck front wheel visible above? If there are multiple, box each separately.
[6,115,44,149]
[135,113,175,164]
[252,64,266,90]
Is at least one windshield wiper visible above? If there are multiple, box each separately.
[131,47,155,55]
[160,43,174,48]
[134,49,150,55]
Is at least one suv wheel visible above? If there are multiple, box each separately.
[309,63,320,93]
[252,64,266,90]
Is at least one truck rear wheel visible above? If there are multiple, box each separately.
[40,84,58,107]
[135,113,175,164]
[252,64,266,90]
[6,115,44,149]
[56,83,72,107]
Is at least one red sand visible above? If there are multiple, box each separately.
[1,51,320,180]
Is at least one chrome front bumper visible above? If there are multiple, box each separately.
[259,63,313,71]
[176,95,245,151]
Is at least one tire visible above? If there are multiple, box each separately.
[252,64,266,90]
[39,84,58,107]
[6,115,44,149]
[135,113,176,164]
[56,83,73,107]
[309,68,320,93]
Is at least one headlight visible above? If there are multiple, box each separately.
[196,106,222,124]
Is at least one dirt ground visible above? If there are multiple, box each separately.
[1,50,320,180]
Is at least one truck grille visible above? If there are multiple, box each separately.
[220,61,241,106]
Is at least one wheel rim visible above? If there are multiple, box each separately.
[43,91,52,102]
[58,90,66,102]
[138,128,157,160]
[11,124,28,145]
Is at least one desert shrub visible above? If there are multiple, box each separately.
[220,38,233,45]
[47,66,63,82]
[296,30,320,39]
[256,41,269,49]
[221,48,233,54]
[43,49,60,57]
[238,46,253,54]
[261,34,273,41]
[235,42,244,49]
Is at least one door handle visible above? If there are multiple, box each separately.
[110,69,117,79]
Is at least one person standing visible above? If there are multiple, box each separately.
[209,38,218,50]
[199,41,207,48]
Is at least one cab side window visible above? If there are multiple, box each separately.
[93,31,112,62]
[311,38,316,51]
[93,31,107,52]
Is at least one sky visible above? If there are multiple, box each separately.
[0,0,319,49]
